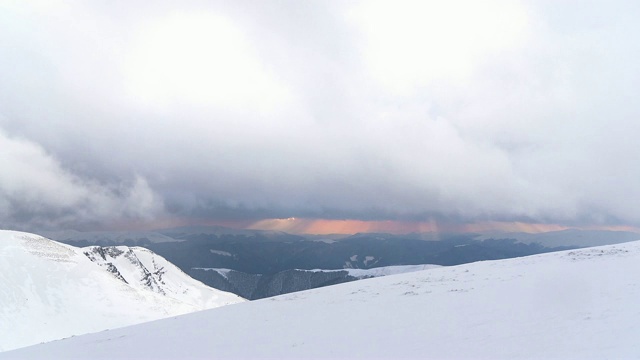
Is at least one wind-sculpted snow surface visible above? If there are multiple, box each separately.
[3,241,640,359]
[0,231,243,352]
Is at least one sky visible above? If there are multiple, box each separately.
[1,0,640,234]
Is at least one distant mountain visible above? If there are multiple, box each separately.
[6,241,639,359]
[191,264,441,300]
[155,225,302,241]
[0,231,243,352]
[476,229,640,248]
[47,227,638,301]
[38,230,181,246]
[145,233,573,275]
[47,229,580,298]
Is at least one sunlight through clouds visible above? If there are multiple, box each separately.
[348,0,530,93]
[2,1,640,231]
[124,11,291,112]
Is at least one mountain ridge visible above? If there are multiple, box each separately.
[4,240,639,358]
[191,264,441,299]
[0,230,243,352]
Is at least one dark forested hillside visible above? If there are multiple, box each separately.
[52,228,581,299]
[145,232,573,275]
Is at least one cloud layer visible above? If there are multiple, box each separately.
[1,0,640,230]
[0,130,163,229]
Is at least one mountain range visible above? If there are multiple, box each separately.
[192,264,441,300]
[4,239,639,359]
[43,226,640,299]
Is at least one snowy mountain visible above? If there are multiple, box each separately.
[476,228,640,248]
[0,231,244,352]
[341,263,441,276]
[4,240,639,359]
[192,264,442,299]
[82,245,243,308]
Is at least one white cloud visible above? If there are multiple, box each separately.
[0,129,164,229]
[347,0,530,93]
[1,0,640,229]
[123,11,292,112]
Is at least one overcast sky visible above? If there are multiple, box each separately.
[1,0,640,233]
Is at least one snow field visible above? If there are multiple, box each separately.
[4,239,640,358]
[0,231,243,352]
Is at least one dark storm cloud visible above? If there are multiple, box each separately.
[2,0,640,230]
[0,129,162,230]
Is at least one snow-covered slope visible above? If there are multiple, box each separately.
[0,231,244,352]
[4,241,640,359]
[341,263,441,277]
[83,245,241,309]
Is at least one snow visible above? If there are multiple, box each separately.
[209,249,233,257]
[343,263,441,277]
[84,246,241,309]
[475,229,640,248]
[303,264,442,277]
[363,255,377,266]
[0,231,243,352]
[4,240,640,359]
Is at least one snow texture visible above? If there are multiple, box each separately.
[4,240,640,358]
[0,231,244,352]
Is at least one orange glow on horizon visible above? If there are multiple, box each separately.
[247,218,640,235]
[248,218,438,234]
[107,216,640,236]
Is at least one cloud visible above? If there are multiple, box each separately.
[0,129,164,230]
[347,0,530,93]
[1,0,640,230]
[123,10,291,112]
